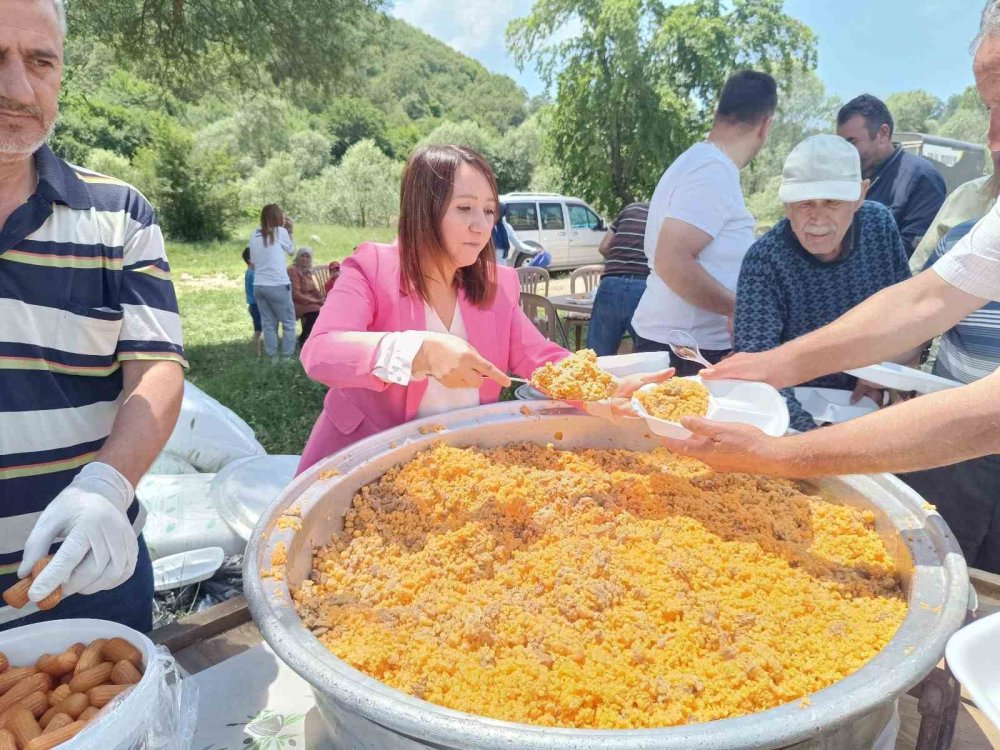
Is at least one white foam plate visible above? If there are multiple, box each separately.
[946,611,1000,733]
[793,386,879,424]
[633,377,790,439]
[844,362,961,394]
[152,546,225,592]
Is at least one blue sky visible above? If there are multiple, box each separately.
[391,0,984,104]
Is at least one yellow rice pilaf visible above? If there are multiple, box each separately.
[530,349,615,401]
[293,443,906,729]
[636,378,711,422]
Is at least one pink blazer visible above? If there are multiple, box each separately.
[297,242,567,473]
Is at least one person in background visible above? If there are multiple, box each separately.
[249,204,296,359]
[631,70,777,374]
[288,247,326,347]
[896,220,1000,573]
[653,0,1000,481]
[297,145,671,473]
[586,202,649,356]
[910,151,1000,272]
[324,260,341,295]
[733,135,911,432]
[491,203,530,267]
[836,95,946,258]
[242,247,262,356]
[0,0,186,630]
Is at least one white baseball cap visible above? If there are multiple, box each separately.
[778,134,863,204]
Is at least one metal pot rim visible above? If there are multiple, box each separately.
[245,401,969,750]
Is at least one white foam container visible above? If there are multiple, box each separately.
[793,386,879,424]
[844,362,962,395]
[633,377,790,439]
[152,547,226,592]
[0,619,158,748]
[946,610,1000,733]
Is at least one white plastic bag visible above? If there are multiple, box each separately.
[147,453,199,475]
[161,381,265,473]
[139,474,246,559]
[0,619,198,749]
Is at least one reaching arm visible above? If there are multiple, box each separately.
[95,360,184,487]
[664,366,1000,478]
[707,268,986,389]
[653,219,735,317]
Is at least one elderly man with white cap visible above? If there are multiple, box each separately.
[732,134,911,432]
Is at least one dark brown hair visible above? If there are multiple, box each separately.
[397,145,498,306]
[260,204,284,246]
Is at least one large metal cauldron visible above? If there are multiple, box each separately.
[245,401,969,750]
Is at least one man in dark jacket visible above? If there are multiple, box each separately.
[837,94,946,258]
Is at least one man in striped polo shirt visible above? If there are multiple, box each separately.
[0,0,186,631]
[585,202,649,356]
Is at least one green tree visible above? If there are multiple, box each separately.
[67,0,388,90]
[328,140,401,227]
[134,123,240,241]
[886,90,943,134]
[323,96,393,160]
[289,131,333,179]
[508,0,816,211]
[420,121,499,158]
[493,117,545,193]
[935,86,989,143]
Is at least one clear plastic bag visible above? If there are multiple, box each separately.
[0,619,198,749]
[67,647,199,750]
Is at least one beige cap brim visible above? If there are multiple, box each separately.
[779,180,862,204]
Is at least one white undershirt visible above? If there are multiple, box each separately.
[371,301,481,419]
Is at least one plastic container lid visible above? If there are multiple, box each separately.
[793,386,879,424]
[844,362,961,394]
[211,455,300,540]
[633,377,790,439]
[946,610,1000,733]
[152,547,225,592]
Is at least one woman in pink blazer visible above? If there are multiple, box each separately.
[298,145,668,473]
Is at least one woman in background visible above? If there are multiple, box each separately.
[288,247,326,347]
[249,204,296,359]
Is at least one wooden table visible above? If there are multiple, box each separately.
[152,589,1000,749]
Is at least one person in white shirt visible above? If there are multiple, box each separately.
[631,70,777,375]
[249,204,297,359]
[655,2,1000,480]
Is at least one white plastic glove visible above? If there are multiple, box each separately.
[19,462,139,603]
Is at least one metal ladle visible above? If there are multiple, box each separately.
[666,329,712,369]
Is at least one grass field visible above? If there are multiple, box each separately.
[170,223,395,455]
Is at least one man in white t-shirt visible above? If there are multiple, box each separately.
[632,70,777,375]
[656,2,1000,479]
